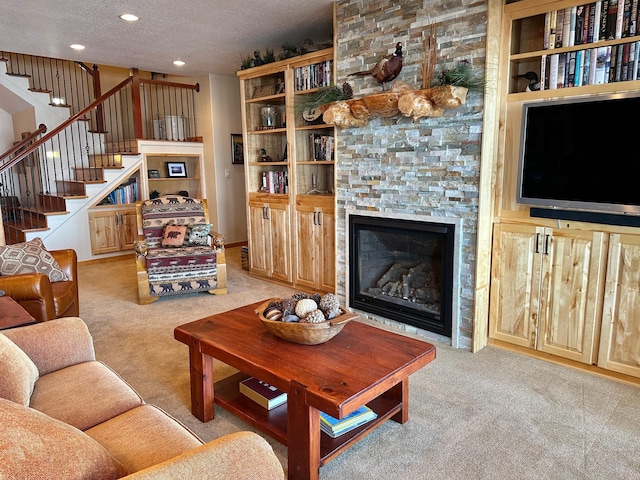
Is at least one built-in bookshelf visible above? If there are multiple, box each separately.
[237,48,336,291]
[508,0,640,95]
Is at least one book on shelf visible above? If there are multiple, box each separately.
[575,4,586,45]
[319,405,377,438]
[600,0,611,40]
[309,133,334,161]
[555,8,565,47]
[239,377,287,410]
[260,170,288,194]
[587,1,602,43]
[630,0,639,36]
[563,7,573,46]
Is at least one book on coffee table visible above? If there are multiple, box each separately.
[320,405,377,438]
[239,377,287,410]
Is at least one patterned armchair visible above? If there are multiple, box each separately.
[134,196,227,304]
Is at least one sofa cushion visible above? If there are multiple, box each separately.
[184,223,212,246]
[0,333,39,406]
[0,237,69,282]
[161,224,187,247]
[29,360,144,431]
[85,404,202,474]
[0,397,127,480]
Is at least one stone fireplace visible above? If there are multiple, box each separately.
[346,209,461,346]
[333,0,487,350]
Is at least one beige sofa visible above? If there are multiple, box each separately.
[0,317,285,479]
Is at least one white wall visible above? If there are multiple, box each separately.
[207,74,246,245]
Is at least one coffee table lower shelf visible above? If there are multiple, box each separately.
[214,372,403,465]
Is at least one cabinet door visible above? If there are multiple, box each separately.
[294,206,319,289]
[118,210,138,250]
[88,211,120,254]
[248,204,270,276]
[318,209,335,292]
[489,224,544,348]
[538,230,607,364]
[598,234,640,377]
[268,203,292,283]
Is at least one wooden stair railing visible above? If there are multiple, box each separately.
[0,124,47,172]
[1,53,202,245]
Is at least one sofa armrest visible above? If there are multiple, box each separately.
[2,317,96,375]
[51,249,78,283]
[209,231,225,249]
[122,431,285,480]
[0,272,56,321]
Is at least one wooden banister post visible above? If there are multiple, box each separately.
[130,68,143,139]
[92,64,105,133]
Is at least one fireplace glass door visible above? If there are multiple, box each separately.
[349,214,454,337]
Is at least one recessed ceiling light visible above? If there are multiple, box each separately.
[119,13,139,22]
[70,44,85,50]
[173,60,185,66]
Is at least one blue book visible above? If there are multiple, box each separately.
[320,405,377,437]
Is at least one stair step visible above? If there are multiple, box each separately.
[49,103,72,108]
[30,88,52,94]
[74,167,104,181]
[105,139,139,154]
[88,153,123,168]
[56,180,87,196]
[5,212,48,230]
[37,193,67,212]
[21,206,69,216]
[6,72,30,78]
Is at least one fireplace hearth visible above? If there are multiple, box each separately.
[347,212,460,338]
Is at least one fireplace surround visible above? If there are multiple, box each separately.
[346,209,461,346]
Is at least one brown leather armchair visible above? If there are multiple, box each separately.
[0,249,78,322]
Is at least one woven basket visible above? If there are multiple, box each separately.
[255,298,358,345]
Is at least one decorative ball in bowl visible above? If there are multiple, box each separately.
[255,293,358,345]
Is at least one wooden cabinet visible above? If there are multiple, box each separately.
[598,233,640,376]
[88,169,141,255]
[238,49,336,291]
[294,196,335,292]
[487,0,640,378]
[248,198,292,283]
[88,207,137,254]
[489,224,607,364]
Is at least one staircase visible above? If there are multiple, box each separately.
[0,52,199,254]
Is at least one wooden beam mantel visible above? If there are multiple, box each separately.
[322,81,468,128]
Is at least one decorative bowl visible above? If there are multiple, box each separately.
[255,298,358,345]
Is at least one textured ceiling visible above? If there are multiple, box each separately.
[0,0,335,77]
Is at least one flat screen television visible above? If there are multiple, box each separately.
[517,93,640,217]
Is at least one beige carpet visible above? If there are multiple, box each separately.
[78,247,640,479]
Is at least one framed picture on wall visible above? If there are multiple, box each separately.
[166,162,187,177]
[231,133,244,164]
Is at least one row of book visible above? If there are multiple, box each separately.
[294,60,333,92]
[540,41,640,89]
[309,133,334,161]
[99,177,139,205]
[544,1,639,50]
[260,170,288,194]
[239,376,377,438]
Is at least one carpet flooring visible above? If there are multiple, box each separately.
[77,247,640,479]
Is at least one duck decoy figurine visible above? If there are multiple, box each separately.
[519,71,540,92]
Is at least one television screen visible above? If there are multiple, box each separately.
[517,93,640,216]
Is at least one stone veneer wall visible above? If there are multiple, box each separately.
[334,0,488,350]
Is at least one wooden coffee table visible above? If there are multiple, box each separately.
[0,296,36,330]
[174,301,436,480]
